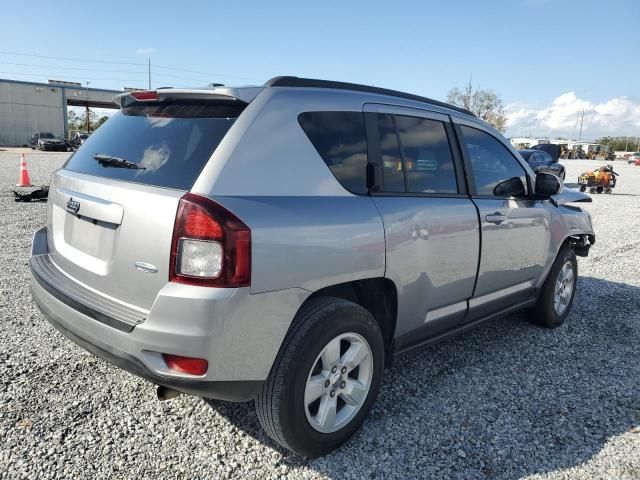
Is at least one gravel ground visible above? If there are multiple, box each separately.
[1,151,639,479]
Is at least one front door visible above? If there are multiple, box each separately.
[455,122,551,320]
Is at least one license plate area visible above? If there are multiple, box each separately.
[63,212,118,260]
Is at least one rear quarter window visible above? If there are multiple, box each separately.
[298,111,368,195]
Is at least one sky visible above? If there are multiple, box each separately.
[1,0,638,140]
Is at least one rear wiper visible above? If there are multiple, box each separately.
[93,153,146,170]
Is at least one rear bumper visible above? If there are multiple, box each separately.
[29,227,308,401]
[32,284,262,401]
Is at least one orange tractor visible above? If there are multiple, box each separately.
[578,164,619,194]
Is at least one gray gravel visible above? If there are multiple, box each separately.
[1,151,640,479]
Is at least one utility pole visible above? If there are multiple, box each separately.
[85,81,91,133]
[148,57,151,89]
[578,108,584,142]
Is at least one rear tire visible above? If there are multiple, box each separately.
[255,297,384,457]
[528,246,577,328]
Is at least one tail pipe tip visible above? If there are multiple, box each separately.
[157,385,182,401]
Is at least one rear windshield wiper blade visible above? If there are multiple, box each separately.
[93,154,146,170]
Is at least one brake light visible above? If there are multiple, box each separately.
[163,354,208,375]
[130,90,158,101]
[170,193,251,287]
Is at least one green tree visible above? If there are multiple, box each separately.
[595,136,640,152]
[67,110,82,135]
[78,109,98,132]
[447,80,508,133]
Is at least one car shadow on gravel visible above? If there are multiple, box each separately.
[206,276,640,479]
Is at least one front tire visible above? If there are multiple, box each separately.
[256,297,384,457]
[528,246,577,328]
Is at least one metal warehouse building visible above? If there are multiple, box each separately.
[0,78,120,146]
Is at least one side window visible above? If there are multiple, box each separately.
[528,152,541,165]
[460,125,527,196]
[298,111,368,194]
[377,114,405,193]
[395,116,458,194]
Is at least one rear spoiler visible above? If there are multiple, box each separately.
[113,87,264,108]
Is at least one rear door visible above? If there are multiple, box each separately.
[46,95,245,311]
[453,119,551,320]
[364,104,479,348]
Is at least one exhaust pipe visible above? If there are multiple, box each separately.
[157,385,181,401]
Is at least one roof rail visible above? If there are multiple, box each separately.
[264,76,476,117]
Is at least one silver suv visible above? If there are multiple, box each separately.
[29,77,595,456]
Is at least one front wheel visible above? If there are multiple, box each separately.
[528,246,577,328]
[256,297,384,457]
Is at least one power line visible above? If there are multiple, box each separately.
[0,70,162,84]
[0,60,147,75]
[0,49,146,66]
[0,48,263,86]
[152,64,262,82]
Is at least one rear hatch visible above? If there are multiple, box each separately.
[46,92,246,311]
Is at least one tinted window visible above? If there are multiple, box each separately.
[298,112,368,194]
[64,101,242,190]
[395,116,457,194]
[538,151,553,164]
[461,125,527,196]
[377,114,405,193]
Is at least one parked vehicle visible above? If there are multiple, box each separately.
[30,132,68,151]
[29,77,595,457]
[578,165,619,193]
[626,152,640,164]
[518,148,566,180]
[69,132,90,149]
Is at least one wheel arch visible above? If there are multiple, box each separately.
[302,278,398,364]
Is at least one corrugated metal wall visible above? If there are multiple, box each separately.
[0,81,64,146]
[0,80,119,146]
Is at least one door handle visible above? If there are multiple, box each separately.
[485,213,507,224]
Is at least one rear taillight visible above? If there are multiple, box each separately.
[170,193,251,287]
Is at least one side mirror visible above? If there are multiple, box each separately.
[535,171,561,198]
[493,177,526,197]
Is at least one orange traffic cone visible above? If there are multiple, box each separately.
[17,153,32,187]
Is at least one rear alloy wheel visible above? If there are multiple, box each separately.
[256,297,384,457]
[528,246,577,328]
[304,332,373,433]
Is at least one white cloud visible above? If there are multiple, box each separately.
[506,92,640,140]
[136,48,155,55]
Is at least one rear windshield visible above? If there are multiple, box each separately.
[64,100,244,190]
